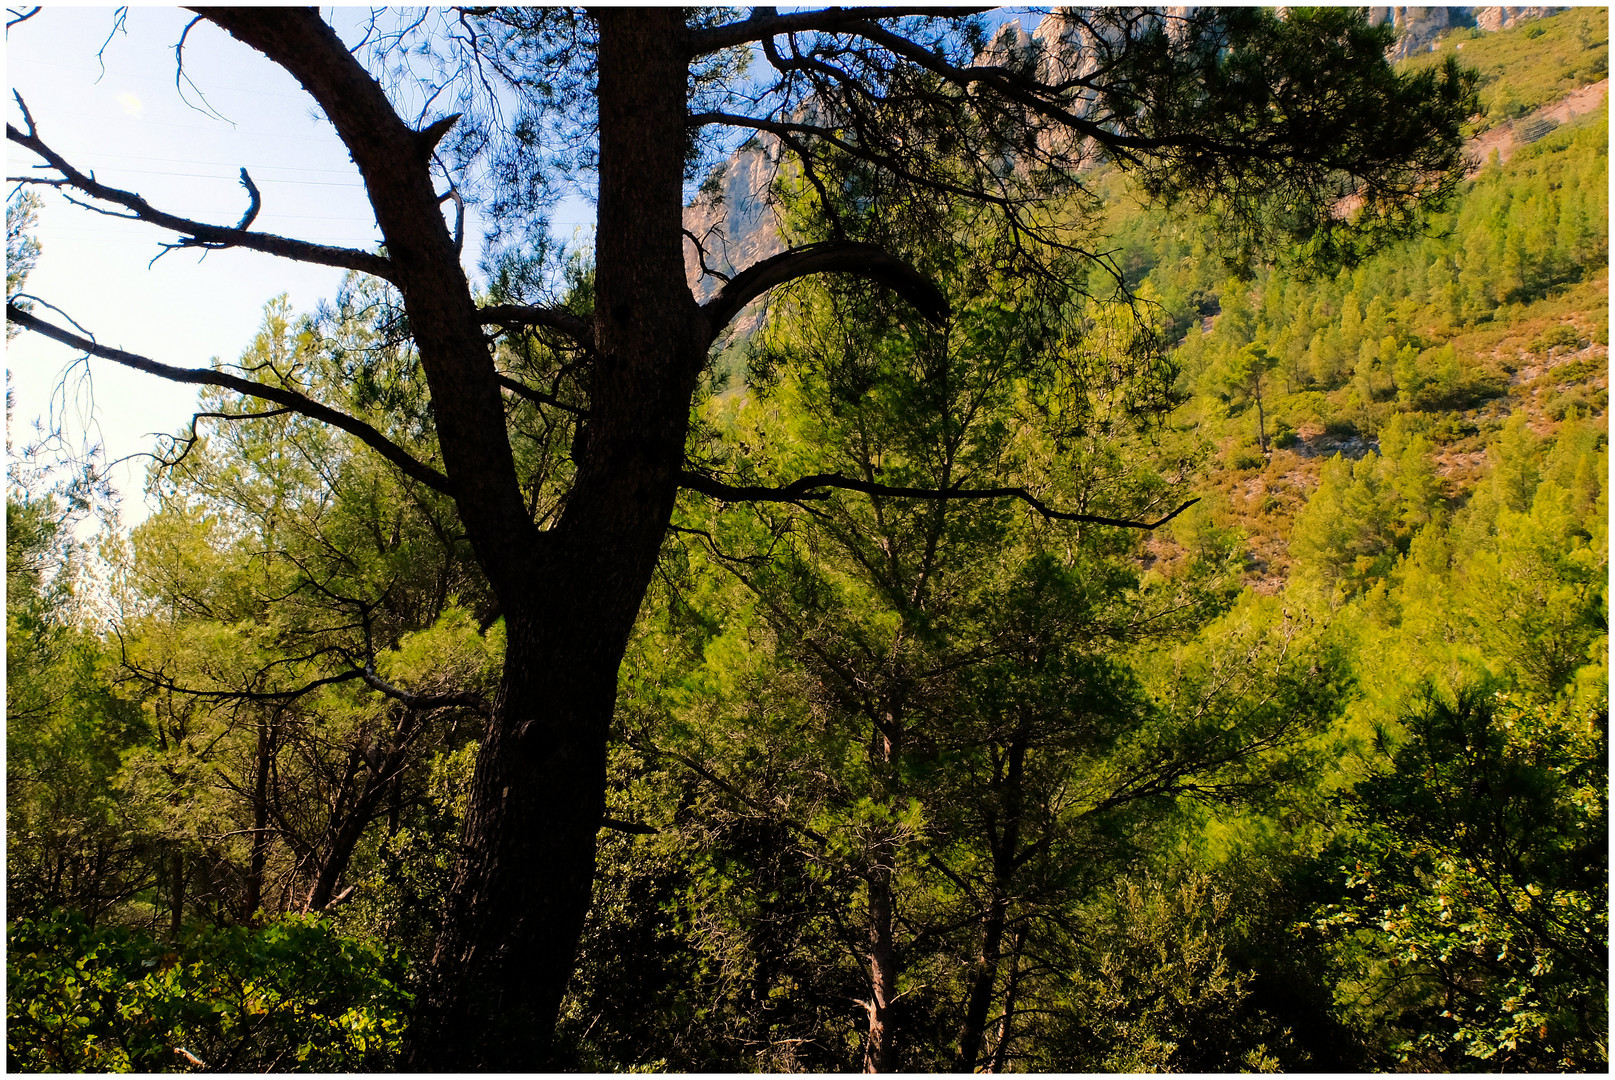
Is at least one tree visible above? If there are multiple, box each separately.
[1313,692,1608,1070]
[1217,342,1281,453]
[7,7,1475,1065]
[112,287,498,931]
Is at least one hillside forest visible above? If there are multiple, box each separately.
[6,8,1608,1073]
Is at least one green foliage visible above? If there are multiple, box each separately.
[111,286,495,926]
[1314,693,1607,1070]
[6,12,1606,1071]
[1127,6,1478,272]
[6,189,42,326]
[7,911,409,1071]
[7,489,146,923]
[1040,873,1293,1072]
[1130,85,1605,485]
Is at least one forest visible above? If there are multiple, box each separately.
[6,7,1608,1073]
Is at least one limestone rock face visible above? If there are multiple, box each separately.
[1367,6,1565,59]
[682,136,786,305]
[1368,7,1467,60]
[1473,7,1565,33]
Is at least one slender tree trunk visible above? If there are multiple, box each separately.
[169,850,184,940]
[956,730,1028,1070]
[303,774,382,913]
[863,702,906,1073]
[242,717,273,922]
[986,926,1027,1074]
[404,11,702,1068]
[1255,381,1268,453]
[306,718,416,912]
[863,860,901,1072]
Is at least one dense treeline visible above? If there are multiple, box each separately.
[7,10,1607,1073]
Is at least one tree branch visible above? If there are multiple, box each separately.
[703,240,949,340]
[599,817,658,835]
[7,301,453,496]
[680,469,1200,530]
[688,6,991,55]
[7,93,392,279]
[495,374,589,417]
[478,304,595,351]
[360,664,491,717]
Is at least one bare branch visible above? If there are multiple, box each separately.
[123,659,365,705]
[496,374,588,417]
[478,304,595,351]
[682,227,733,284]
[174,15,234,124]
[680,469,1201,530]
[6,5,40,31]
[599,817,657,835]
[703,240,949,340]
[233,168,261,230]
[688,6,990,55]
[417,112,462,157]
[7,300,453,496]
[360,664,491,717]
[152,405,293,472]
[7,94,392,279]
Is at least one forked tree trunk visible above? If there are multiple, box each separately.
[402,12,702,1069]
[986,926,1028,1073]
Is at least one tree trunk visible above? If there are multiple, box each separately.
[986,926,1028,1074]
[303,769,382,913]
[242,717,273,922]
[202,9,703,1066]
[403,11,702,1069]
[863,699,906,1073]
[955,730,1028,1070]
[956,894,1009,1071]
[1255,382,1268,453]
[169,850,184,940]
[863,861,901,1072]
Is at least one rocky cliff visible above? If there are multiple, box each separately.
[1368,7,1564,60]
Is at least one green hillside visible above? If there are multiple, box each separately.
[1403,6,1608,128]
[1110,8,1608,589]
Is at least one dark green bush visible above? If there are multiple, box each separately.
[7,912,410,1072]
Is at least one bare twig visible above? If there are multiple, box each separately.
[7,93,391,278]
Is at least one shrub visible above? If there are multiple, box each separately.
[7,912,410,1072]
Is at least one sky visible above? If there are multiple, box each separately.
[5,6,587,524]
[8,8,369,519]
[7,5,1030,527]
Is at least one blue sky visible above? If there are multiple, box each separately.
[8,7,383,518]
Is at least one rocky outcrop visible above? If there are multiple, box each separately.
[683,136,787,304]
[1473,7,1565,33]
[1368,6,1564,59]
[1368,7,1470,60]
